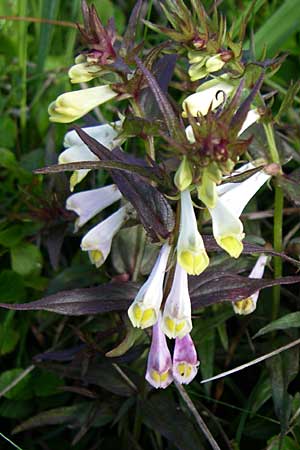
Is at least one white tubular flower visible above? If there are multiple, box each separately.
[68,63,102,84]
[59,122,120,190]
[177,189,209,275]
[209,166,271,258]
[182,80,234,117]
[48,85,118,123]
[233,254,268,315]
[145,319,173,389]
[66,184,122,231]
[127,244,171,329]
[80,205,127,268]
[173,333,199,384]
[238,109,260,136]
[161,262,192,339]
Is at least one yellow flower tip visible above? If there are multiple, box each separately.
[90,250,104,266]
[233,297,255,315]
[150,369,170,385]
[129,304,157,329]
[176,362,192,380]
[70,172,79,192]
[178,250,209,275]
[174,157,193,191]
[163,316,188,339]
[218,236,243,258]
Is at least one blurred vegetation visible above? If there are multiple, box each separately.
[0,1,300,449]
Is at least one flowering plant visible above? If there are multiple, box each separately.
[2,0,300,448]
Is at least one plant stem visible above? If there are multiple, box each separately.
[262,123,283,321]
[175,381,222,450]
[18,0,28,146]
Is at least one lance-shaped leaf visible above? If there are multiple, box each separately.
[278,170,300,206]
[2,272,300,315]
[122,0,143,52]
[230,72,264,136]
[0,282,138,315]
[135,57,183,140]
[203,235,300,268]
[189,273,300,308]
[254,312,300,338]
[74,127,174,241]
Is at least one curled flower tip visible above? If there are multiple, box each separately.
[128,244,171,329]
[145,319,173,389]
[182,79,234,117]
[48,85,118,123]
[80,205,127,268]
[177,189,209,275]
[161,263,192,339]
[66,184,122,231]
[174,156,193,191]
[173,334,199,384]
[233,254,268,315]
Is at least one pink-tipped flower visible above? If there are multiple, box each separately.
[161,262,192,339]
[233,254,268,315]
[173,334,199,384]
[145,319,173,389]
[66,184,122,231]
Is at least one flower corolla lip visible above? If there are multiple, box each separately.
[161,262,192,339]
[68,62,102,84]
[209,164,271,258]
[66,184,122,231]
[48,85,118,123]
[59,122,120,190]
[182,80,234,117]
[177,189,209,275]
[80,205,127,268]
[145,319,173,389]
[233,254,268,315]
[173,333,199,384]
[128,244,171,329]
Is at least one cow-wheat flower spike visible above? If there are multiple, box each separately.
[177,189,209,275]
[127,244,171,329]
[66,185,122,231]
[48,85,118,123]
[80,205,127,268]
[161,262,192,339]
[233,254,268,315]
[173,333,199,384]
[146,318,173,389]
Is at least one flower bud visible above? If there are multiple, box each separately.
[174,156,193,191]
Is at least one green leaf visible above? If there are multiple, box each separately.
[198,328,215,395]
[0,369,33,400]
[0,270,25,303]
[266,347,299,435]
[32,370,64,397]
[254,312,300,338]
[12,403,92,434]
[0,324,19,356]
[0,400,34,419]
[0,225,28,248]
[267,435,300,450]
[11,243,43,276]
[0,117,17,148]
[254,0,300,56]
[0,148,17,169]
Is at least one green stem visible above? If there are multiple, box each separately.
[18,0,28,146]
[263,123,283,321]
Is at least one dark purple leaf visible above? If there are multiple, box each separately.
[190,273,300,308]
[74,127,174,241]
[203,235,300,267]
[0,282,138,315]
[135,57,182,139]
[278,171,300,206]
[122,0,144,52]
[34,345,85,362]
[36,360,137,396]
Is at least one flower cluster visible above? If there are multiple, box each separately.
[47,0,277,390]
